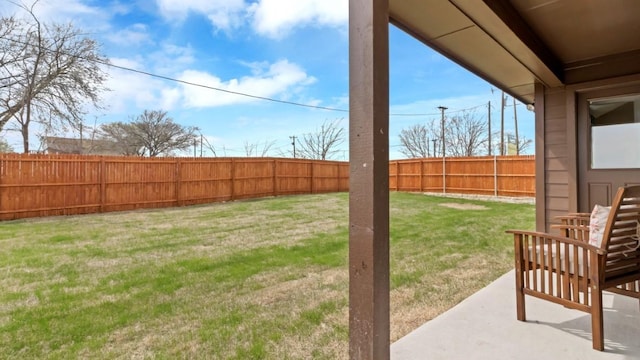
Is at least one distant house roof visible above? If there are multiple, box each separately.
[44,136,124,156]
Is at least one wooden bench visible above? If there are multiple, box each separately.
[508,185,640,350]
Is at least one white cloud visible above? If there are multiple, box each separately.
[154,0,347,38]
[102,58,170,113]
[100,57,316,114]
[148,43,196,74]
[0,0,113,31]
[105,24,153,47]
[156,0,246,31]
[249,0,348,39]
[178,59,316,108]
[160,87,182,110]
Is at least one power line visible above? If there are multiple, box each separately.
[98,59,496,117]
[0,34,349,113]
[390,103,487,117]
[0,35,522,118]
[96,59,353,113]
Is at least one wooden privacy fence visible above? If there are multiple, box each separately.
[0,154,349,220]
[389,155,535,197]
[0,154,534,220]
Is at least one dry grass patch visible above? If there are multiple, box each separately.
[439,202,488,210]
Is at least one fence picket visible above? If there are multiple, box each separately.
[0,154,532,220]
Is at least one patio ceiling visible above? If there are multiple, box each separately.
[389,0,640,105]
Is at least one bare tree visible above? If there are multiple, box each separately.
[0,16,23,89]
[243,139,275,157]
[399,111,490,158]
[98,122,144,156]
[446,111,488,157]
[199,133,217,157]
[516,136,533,154]
[297,119,346,160]
[100,110,197,157]
[0,2,109,152]
[398,123,431,158]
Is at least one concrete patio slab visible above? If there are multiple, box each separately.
[391,271,640,360]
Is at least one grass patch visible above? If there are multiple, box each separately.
[0,192,534,359]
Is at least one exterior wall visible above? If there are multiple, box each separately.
[536,84,573,231]
[537,73,640,231]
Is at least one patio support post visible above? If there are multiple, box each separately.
[348,0,390,359]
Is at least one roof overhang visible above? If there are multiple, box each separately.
[389,0,640,105]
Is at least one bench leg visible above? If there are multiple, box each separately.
[591,287,604,351]
[515,268,526,321]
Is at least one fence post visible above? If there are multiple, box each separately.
[230,158,235,201]
[175,158,182,207]
[442,157,446,194]
[493,156,498,196]
[273,159,278,196]
[100,157,106,213]
[419,159,424,192]
[395,161,399,191]
[310,161,315,194]
[338,162,341,192]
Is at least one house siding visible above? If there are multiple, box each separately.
[538,74,640,231]
[538,86,571,231]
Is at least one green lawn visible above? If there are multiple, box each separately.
[0,192,534,359]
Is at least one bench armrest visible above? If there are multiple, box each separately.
[506,229,604,255]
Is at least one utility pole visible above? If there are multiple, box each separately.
[500,91,505,156]
[200,134,203,157]
[193,138,197,157]
[432,139,437,157]
[438,106,447,194]
[289,135,297,158]
[513,97,519,155]
[487,101,492,156]
[438,106,447,157]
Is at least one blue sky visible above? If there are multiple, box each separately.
[0,0,534,159]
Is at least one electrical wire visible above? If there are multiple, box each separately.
[0,34,515,118]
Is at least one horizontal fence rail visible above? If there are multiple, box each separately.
[0,154,534,220]
[0,154,349,220]
[389,155,535,197]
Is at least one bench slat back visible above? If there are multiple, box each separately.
[602,185,640,282]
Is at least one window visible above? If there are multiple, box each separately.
[589,94,640,169]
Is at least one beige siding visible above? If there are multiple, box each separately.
[541,87,571,231]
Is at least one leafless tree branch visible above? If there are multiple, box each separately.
[297,119,345,160]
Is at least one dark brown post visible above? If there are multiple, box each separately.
[349,0,390,358]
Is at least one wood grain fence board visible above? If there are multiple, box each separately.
[0,154,533,220]
[389,155,534,197]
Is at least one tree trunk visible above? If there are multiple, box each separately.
[22,101,31,153]
[22,122,29,153]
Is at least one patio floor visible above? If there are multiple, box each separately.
[391,270,640,360]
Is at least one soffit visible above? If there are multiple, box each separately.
[512,0,640,63]
[389,0,640,105]
[389,0,555,105]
